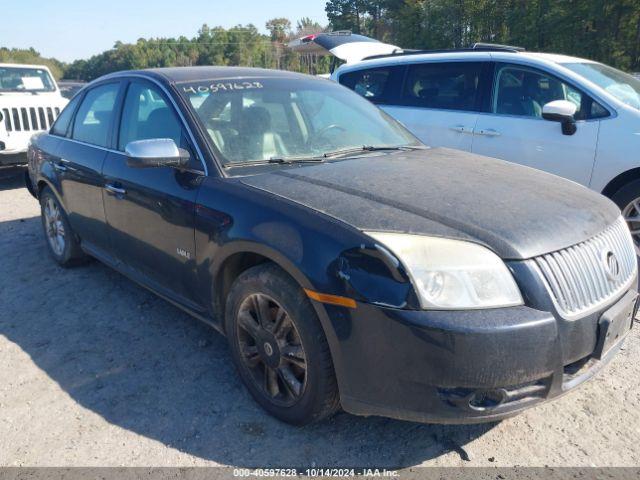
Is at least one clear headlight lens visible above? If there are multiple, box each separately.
[366,232,523,310]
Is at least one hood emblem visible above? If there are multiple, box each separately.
[603,250,621,281]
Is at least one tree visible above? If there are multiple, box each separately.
[325,0,640,71]
[266,17,292,43]
[0,47,64,79]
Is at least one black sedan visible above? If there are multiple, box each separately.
[26,67,637,425]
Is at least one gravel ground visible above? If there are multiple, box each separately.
[1,167,639,468]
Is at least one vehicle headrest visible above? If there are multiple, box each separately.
[242,106,271,134]
[145,107,181,141]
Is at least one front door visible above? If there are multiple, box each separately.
[472,63,604,186]
[102,80,204,304]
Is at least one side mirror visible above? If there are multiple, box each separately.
[124,138,190,169]
[542,100,578,136]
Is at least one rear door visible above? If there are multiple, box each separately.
[55,81,123,254]
[102,79,204,304]
[379,61,487,151]
[472,63,605,185]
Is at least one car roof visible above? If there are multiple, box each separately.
[103,66,316,84]
[336,50,597,74]
[0,62,52,70]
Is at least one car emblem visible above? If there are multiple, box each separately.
[603,250,620,281]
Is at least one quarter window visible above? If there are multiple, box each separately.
[402,62,483,111]
[51,94,81,137]
[72,83,120,147]
[339,67,393,103]
[494,65,608,120]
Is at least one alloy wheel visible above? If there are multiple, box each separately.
[236,293,308,407]
[622,198,640,248]
[44,197,66,256]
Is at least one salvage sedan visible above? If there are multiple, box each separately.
[26,67,638,425]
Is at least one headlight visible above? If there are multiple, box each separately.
[366,233,523,310]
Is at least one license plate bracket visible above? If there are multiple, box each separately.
[594,291,636,360]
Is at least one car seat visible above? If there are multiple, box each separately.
[227,106,287,161]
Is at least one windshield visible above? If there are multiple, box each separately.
[178,76,420,165]
[0,66,56,92]
[563,62,640,110]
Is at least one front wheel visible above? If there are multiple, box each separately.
[611,179,640,249]
[224,264,340,425]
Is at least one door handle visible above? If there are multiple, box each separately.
[53,162,68,172]
[105,184,127,196]
[450,125,473,134]
[477,128,501,137]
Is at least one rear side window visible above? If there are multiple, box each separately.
[402,62,483,111]
[339,67,395,103]
[72,83,120,147]
[51,94,81,137]
[340,68,391,101]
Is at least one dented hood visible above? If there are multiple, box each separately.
[240,148,620,260]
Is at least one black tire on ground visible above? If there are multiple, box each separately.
[39,187,88,267]
[224,263,340,425]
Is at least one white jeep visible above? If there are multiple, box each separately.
[0,63,68,167]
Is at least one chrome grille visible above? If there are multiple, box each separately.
[0,106,59,132]
[534,217,637,319]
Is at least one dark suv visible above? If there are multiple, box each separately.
[26,67,637,425]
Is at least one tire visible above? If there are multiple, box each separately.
[39,187,87,267]
[224,263,340,425]
[610,179,640,248]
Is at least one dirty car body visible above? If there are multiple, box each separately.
[27,67,638,424]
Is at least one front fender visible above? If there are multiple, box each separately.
[193,177,418,399]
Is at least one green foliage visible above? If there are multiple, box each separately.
[0,47,65,79]
[10,2,637,81]
[59,21,332,81]
[325,0,640,71]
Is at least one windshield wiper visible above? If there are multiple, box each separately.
[223,156,325,168]
[223,145,426,168]
[268,156,325,164]
[321,145,425,158]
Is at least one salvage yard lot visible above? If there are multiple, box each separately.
[1,168,640,468]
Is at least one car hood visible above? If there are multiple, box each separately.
[240,148,620,259]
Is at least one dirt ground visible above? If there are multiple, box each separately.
[1,166,639,469]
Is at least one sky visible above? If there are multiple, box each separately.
[1,0,329,63]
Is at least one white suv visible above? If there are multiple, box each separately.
[328,42,640,245]
[0,63,68,167]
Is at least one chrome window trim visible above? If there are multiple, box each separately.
[55,136,206,176]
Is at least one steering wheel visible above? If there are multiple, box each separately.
[307,124,347,149]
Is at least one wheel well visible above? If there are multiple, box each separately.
[214,252,272,331]
[601,168,640,198]
[37,180,48,196]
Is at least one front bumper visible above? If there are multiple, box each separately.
[324,287,636,424]
[0,151,27,167]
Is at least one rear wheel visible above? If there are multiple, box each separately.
[39,187,87,267]
[224,263,339,425]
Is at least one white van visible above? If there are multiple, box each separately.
[0,63,68,167]
[304,35,640,246]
